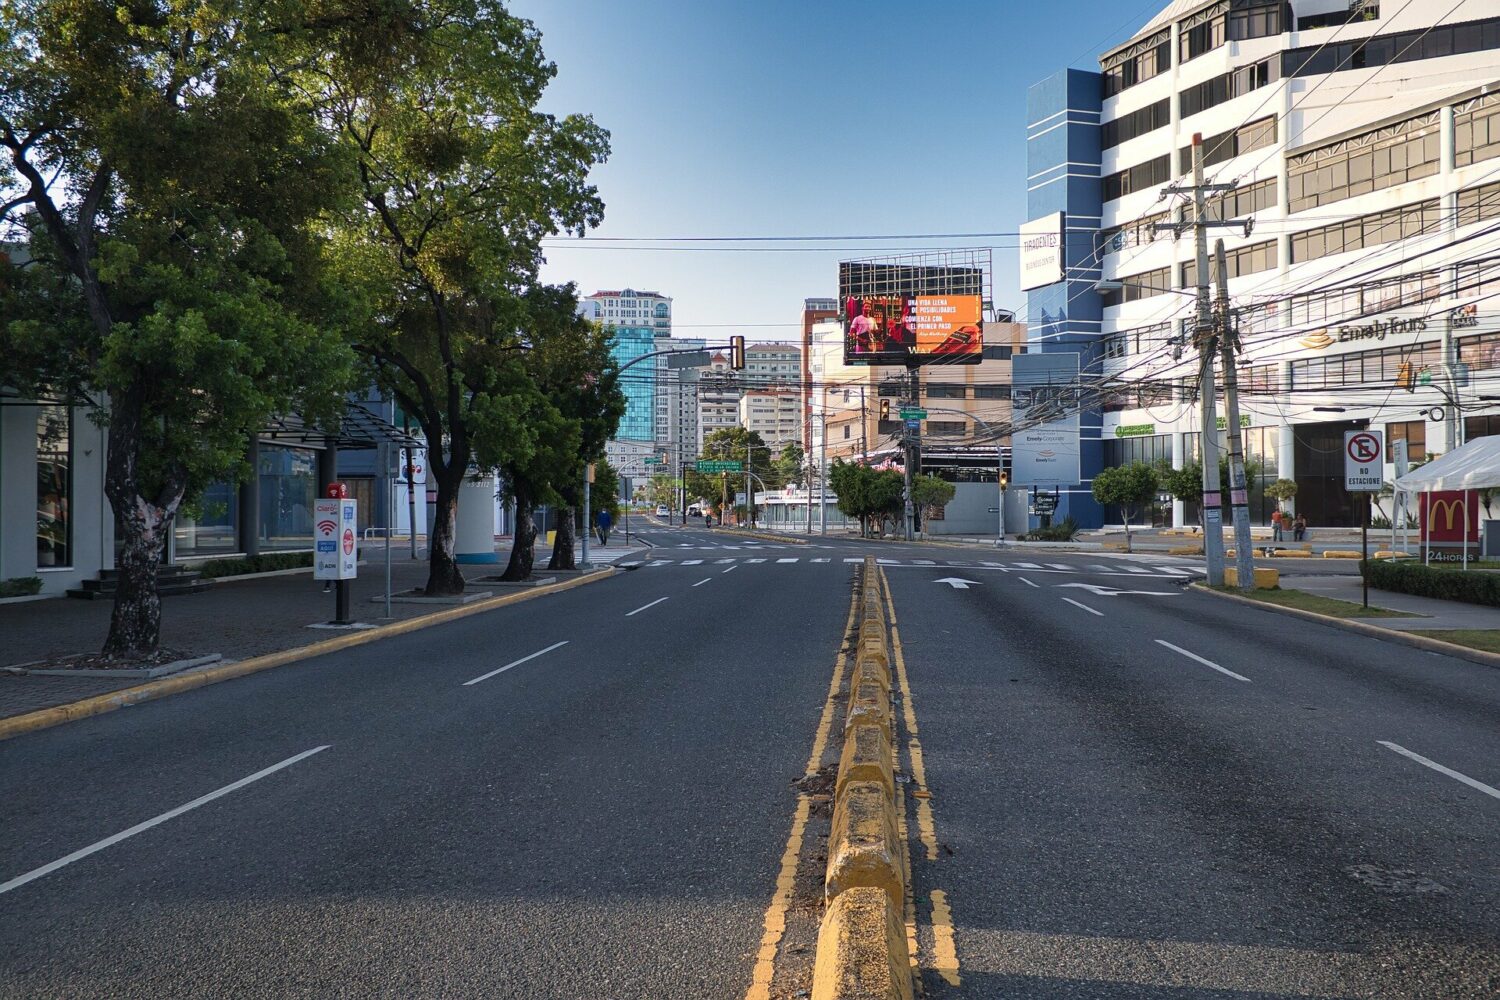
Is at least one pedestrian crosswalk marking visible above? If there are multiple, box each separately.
[1048,563,1071,570]
[1016,562,1041,569]
[746,558,767,563]
[912,559,936,565]
[813,558,830,563]
[777,557,799,563]
[682,559,703,565]
[615,555,1204,580]
[715,558,736,564]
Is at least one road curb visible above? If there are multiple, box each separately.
[812,557,914,1000]
[0,568,617,743]
[1189,582,1500,670]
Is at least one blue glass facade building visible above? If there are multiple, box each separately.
[1025,68,1106,528]
[610,324,657,442]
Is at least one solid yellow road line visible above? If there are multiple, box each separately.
[879,566,961,988]
[744,575,856,1000]
[930,890,961,986]
[0,569,616,743]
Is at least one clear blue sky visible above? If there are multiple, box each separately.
[514,0,1167,343]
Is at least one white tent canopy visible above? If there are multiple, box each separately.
[1393,436,1500,495]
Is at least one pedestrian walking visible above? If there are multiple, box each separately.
[1293,513,1307,541]
[596,508,612,546]
[1271,508,1284,541]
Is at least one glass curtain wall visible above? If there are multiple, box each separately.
[258,444,317,550]
[36,405,72,567]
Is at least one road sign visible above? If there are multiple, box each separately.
[899,408,927,420]
[696,459,743,473]
[987,507,1001,513]
[644,457,663,465]
[905,419,921,432]
[933,578,980,589]
[1344,429,1384,491]
[666,350,712,369]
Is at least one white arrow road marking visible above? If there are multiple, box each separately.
[1155,640,1251,683]
[934,578,982,589]
[0,745,331,896]
[1056,583,1180,597]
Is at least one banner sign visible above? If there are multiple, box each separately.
[1019,212,1065,291]
[1011,352,1081,486]
[1420,490,1479,543]
[313,498,358,580]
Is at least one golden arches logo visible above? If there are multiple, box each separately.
[1298,330,1334,351]
[1429,498,1468,532]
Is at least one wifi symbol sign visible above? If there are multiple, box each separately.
[316,519,337,535]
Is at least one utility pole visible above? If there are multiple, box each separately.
[1215,240,1255,591]
[1161,133,1244,588]
[859,385,868,463]
[819,413,828,535]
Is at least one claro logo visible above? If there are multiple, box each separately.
[1299,330,1334,350]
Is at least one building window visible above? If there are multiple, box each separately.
[1287,110,1440,212]
[1456,92,1500,167]
[36,405,72,568]
[1096,209,1171,256]
[258,444,318,551]
[1387,420,1426,457]
[1102,334,1128,360]
[843,425,851,439]
[175,480,240,558]
[1289,198,1441,262]
[1180,58,1277,119]
[1178,2,1227,63]
[1178,118,1276,173]
[1101,98,1171,150]
[1178,177,1278,225]
[1228,1,1284,41]
[974,385,1011,399]
[1465,413,1500,442]
[1103,154,1172,202]
[1101,28,1172,97]
[1180,240,1277,287]
[926,384,967,399]
[1102,266,1172,307]
[1290,341,1440,390]
[1283,16,1500,79]
[926,421,967,436]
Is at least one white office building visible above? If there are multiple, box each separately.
[1025,0,1500,527]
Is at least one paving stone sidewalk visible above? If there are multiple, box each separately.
[0,542,642,722]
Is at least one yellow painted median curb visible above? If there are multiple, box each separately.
[1323,549,1363,559]
[711,527,809,545]
[0,568,617,743]
[812,886,914,1000]
[1271,548,1312,557]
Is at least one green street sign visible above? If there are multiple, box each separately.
[644,457,663,465]
[899,408,927,420]
[696,459,743,473]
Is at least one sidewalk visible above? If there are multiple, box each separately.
[1278,572,1500,631]
[0,542,630,722]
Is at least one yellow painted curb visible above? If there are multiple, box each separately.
[1373,550,1415,559]
[1190,582,1500,669]
[856,654,891,694]
[1224,566,1279,589]
[1323,550,1363,559]
[836,724,895,802]
[0,568,617,743]
[827,781,905,908]
[1168,545,1204,555]
[812,886,914,1000]
[1272,548,1312,557]
[845,680,893,738]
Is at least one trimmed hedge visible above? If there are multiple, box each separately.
[0,576,43,598]
[195,552,314,579]
[1362,558,1500,608]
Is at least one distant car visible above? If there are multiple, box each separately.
[655,504,670,517]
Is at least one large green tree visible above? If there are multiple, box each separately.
[687,426,770,518]
[0,0,398,657]
[829,460,904,537]
[319,1,609,593]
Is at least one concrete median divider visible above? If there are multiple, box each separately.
[810,555,915,999]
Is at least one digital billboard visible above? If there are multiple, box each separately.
[839,257,986,366]
[1011,352,1082,486]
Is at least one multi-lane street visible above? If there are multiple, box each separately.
[2,524,1497,997]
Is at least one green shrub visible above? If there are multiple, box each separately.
[1362,558,1500,607]
[196,552,314,579]
[0,576,43,598]
[1024,516,1078,542]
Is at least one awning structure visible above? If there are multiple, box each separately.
[260,401,422,451]
[1393,437,1500,494]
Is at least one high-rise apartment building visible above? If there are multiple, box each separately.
[1025,0,1500,527]
[698,351,742,449]
[738,388,802,450]
[584,288,672,444]
[654,333,705,469]
[800,298,840,450]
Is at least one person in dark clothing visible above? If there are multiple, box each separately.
[596,508,612,546]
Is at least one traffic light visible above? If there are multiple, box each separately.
[1396,361,1414,392]
[999,470,1009,491]
[880,398,890,419]
[729,334,746,370]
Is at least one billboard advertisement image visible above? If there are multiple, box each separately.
[839,254,988,366]
[1011,352,1082,486]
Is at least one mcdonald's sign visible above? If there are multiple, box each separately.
[1419,490,1479,543]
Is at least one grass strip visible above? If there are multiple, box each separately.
[1415,630,1500,654]
[1211,586,1420,619]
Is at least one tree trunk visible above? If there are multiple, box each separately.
[1124,511,1133,553]
[101,390,184,660]
[502,491,537,581]
[424,471,465,595]
[548,505,577,570]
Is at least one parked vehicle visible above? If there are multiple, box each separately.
[655,504,670,517]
